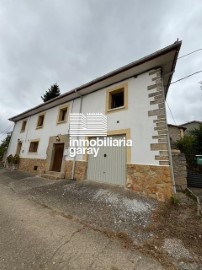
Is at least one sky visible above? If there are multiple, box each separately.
[0,0,202,141]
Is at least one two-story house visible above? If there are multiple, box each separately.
[7,41,182,201]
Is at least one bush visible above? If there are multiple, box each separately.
[7,154,13,164]
[170,196,180,205]
[13,154,20,165]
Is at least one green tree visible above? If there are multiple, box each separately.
[0,134,11,161]
[176,124,202,170]
[176,135,195,155]
[41,84,61,102]
[189,124,202,154]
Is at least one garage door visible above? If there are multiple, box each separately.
[87,135,126,186]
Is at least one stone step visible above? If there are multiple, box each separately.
[40,174,62,180]
[46,171,65,178]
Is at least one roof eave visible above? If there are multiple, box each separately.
[9,41,182,122]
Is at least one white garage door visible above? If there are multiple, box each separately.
[87,135,126,186]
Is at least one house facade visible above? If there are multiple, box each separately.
[7,41,182,201]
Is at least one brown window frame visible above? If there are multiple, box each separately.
[105,83,128,114]
[20,120,27,133]
[57,105,68,124]
[36,114,45,129]
[28,141,39,153]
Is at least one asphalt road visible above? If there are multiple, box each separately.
[0,169,164,270]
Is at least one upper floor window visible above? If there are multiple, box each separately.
[21,120,27,133]
[36,114,45,129]
[57,106,68,124]
[29,141,39,153]
[106,83,128,113]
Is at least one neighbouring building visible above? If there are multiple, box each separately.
[7,41,182,201]
[168,124,186,148]
[180,120,202,135]
[168,121,202,148]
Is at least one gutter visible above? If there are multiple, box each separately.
[9,41,182,122]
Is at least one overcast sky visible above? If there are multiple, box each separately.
[0,0,202,141]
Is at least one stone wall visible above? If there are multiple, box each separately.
[19,158,47,174]
[172,150,187,191]
[127,164,173,201]
[148,68,170,166]
[65,160,87,181]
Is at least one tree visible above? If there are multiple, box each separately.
[0,134,11,161]
[41,84,61,102]
[175,135,195,156]
[189,124,202,154]
[176,124,202,170]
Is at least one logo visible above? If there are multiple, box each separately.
[66,112,133,158]
[69,113,107,136]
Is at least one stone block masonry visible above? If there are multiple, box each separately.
[19,158,47,174]
[172,150,187,191]
[127,164,173,201]
[147,68,170,165]
[18,158,87,181]
[65,160,87,181]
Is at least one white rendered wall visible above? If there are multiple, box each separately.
[8,71,160,165]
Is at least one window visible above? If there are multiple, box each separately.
[21,120,27,132]
[110,90,124,109]
[36,114,45,128]
[29,141,39,153]
[57,107,68,123]
[106,83,128,113]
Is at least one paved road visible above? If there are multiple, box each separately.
[0,170,164,270]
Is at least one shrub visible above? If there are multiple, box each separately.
[13,154,20,165]
[7,154,13,164]
[170,196,180,205]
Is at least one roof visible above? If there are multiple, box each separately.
[179,120,202,126]
[9,40,182,122]
[167,124,187,130]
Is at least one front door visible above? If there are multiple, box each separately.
[51,143,64,172]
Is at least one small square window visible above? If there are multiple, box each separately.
[110,90,124,109]
[57,107,68,123]
[36,114,45,128]
[106,84,128,113]
[29,141,39,153]
[21,120,27,132]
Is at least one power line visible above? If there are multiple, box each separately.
[166,100,177,125]
[171,71,202,84]
[0,124,13,134]
[178,49,202,59]
[0,125,13,138]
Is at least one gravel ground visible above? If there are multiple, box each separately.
[23,179,157,245]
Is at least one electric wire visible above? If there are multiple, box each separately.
[166,101,177,125]
[171,71,202,84]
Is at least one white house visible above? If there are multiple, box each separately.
[7,41,182,201]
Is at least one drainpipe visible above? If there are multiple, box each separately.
[71,90,83,180]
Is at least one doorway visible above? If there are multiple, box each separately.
[87,135,126,186]
[51,143,64,172]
